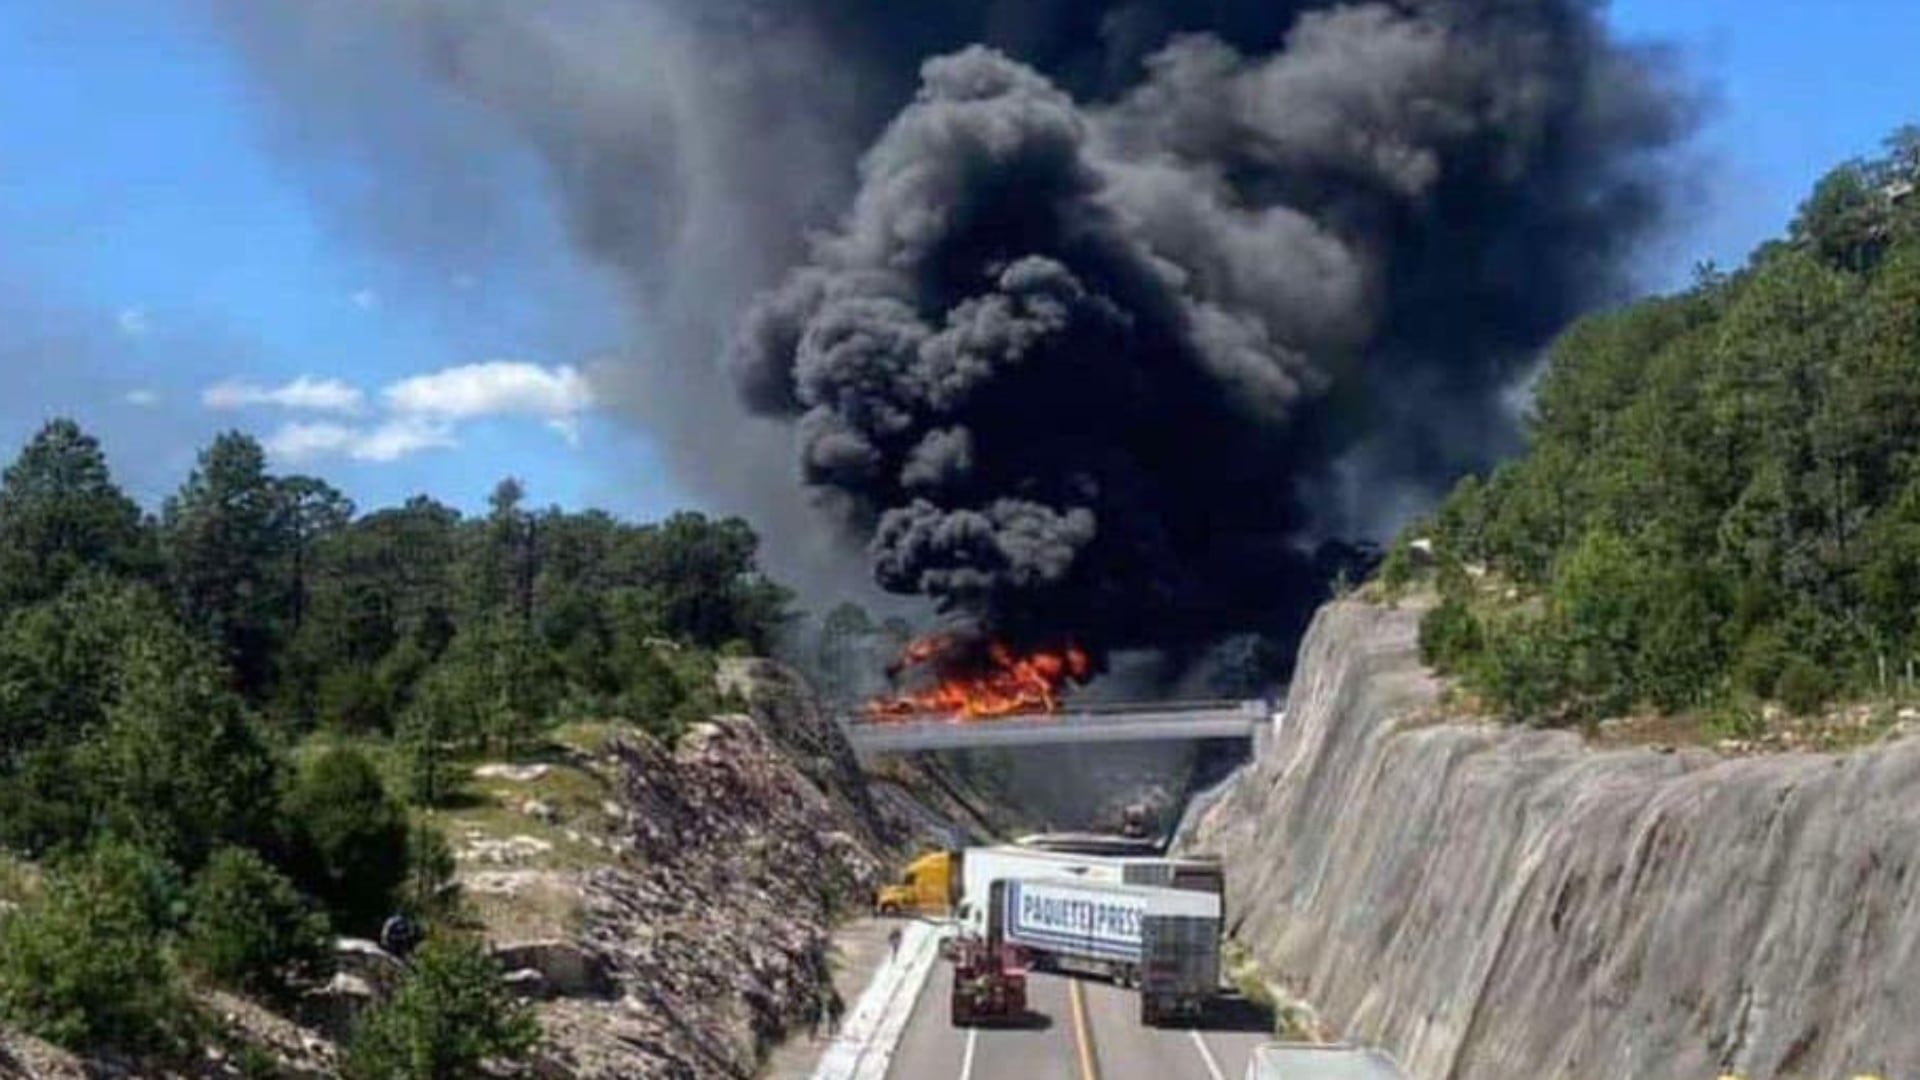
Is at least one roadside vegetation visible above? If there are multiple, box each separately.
[1382,127,1920,735]
[0,420,792,1067]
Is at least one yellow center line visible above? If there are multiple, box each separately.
[1069,979,1101,1080]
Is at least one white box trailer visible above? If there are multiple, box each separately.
[1243,1043,1409,1080]
[989,877,1223,1025]
[957,847,1126,937]
[956,846,1223,939]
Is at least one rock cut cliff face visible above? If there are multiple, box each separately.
[540,659,898,1079]
[1182,601,1920,1080]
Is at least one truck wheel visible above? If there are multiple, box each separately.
[878,902,898,917]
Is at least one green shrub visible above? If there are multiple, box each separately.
[1475,613,1575,725]
[1732,628,1791,700]
[342,936,539,1080]
[1419,595,1483,671]
[184,847,331,999]
[319,666,392,734]
[0,743,93,859]
[0,841,188,1055]
[1375,541,1418,596]
[1777,656,1836,716]
[281,747,411,935]
[84,631,284,873]
[396,703,454,808]
[1704,698,1767,741]
[401,823,462,925]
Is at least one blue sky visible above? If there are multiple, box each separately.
[0,0,1915,519]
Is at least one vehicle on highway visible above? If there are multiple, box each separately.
[877,842,1221,918]
[985,876,1224,1025]
[1242,1042,1410,1079]
[874,848,960,916]
[948,935,1029,1026]
[955,845,1223,929]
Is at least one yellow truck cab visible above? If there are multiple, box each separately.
[875,850,957,916]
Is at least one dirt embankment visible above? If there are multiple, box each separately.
[1182,600,1920,1080]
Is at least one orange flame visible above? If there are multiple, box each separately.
[868,636,1092,719]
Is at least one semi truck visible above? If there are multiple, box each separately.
[947,935,1028,1026]
[985,876,1223,1025]
[1241,1043,1410,1079]
[874,843,1223,919]
[954,846,1223,934]
[874,846,1088,917]
[873,849,960,916]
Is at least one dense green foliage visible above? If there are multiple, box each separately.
[0,419,794,1055]
[185,848,332,1000]
[341,936,540,1080]
[281,748,412,935]
[1415,129,1920,724]
[0,842,189,1055]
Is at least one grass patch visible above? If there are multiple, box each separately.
[1223,940,1324,1043]
[288,722,639,944]
[547,720,622,759]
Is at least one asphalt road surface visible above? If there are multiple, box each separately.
[889,961,1276,1080]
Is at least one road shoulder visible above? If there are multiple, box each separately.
[761,917,943,1080]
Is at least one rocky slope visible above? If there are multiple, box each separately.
[1182,600,1920,1080]
[528,658,902,1079]
[2,658,909,1079]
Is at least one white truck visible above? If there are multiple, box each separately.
[1242,1043,1410,1079]
[985,876,1223,1025]
[955,845,1224,940]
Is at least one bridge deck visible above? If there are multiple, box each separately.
[840,700,1270,753]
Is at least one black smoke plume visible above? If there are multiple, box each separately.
[730,2,1688,659]
[191,0,1690,665]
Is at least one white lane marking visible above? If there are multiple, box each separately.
[959,1027,978,1080]
[1187,1029,1227,1080]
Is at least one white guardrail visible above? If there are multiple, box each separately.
[810,920,946,1080]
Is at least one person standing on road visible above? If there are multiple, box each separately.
[887,925,903,959]
[826,986,846,1037]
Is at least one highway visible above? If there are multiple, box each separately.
[887,959,1275,1080]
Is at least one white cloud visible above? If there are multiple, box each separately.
[264,417,458,465]
[125,389,160,408]
[384,361,595,428]
[204,376,365,414]
[350,289,380,311]
[351,418,459,462]
[231,362,594,467]
[264,422,358,462]
[117,307,151,338]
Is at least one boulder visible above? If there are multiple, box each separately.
[491,940,614,1000]
[331,937,404,993]
[502,968,554,1002]
[297,973,377,1041]
[474,763,552,783]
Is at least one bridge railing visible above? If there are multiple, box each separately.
[837,697,1274,727]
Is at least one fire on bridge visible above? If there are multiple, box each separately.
[838,699,1275,754]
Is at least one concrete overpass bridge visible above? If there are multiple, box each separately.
[839,698,1277,756]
